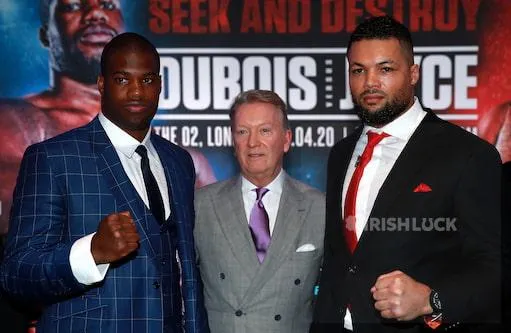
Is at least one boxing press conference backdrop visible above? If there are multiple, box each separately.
[0,0,508,231]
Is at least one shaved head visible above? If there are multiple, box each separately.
[100,32,160,75]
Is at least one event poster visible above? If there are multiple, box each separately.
[0,0,509,234]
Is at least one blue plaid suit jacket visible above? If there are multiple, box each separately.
[0,117,209,333]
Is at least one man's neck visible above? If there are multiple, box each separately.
[51,72,100,100]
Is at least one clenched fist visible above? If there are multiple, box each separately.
[91,211,140,264]
[371,270,432,321]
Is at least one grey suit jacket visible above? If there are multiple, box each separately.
[194,173,325,333]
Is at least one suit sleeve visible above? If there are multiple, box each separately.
[311,144,345,331]
[436,142,502,324]
[0,144,87,304]
[174,149,210,333]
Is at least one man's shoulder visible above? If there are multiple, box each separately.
[0,97,50,124]
[196,177,237,199]
[151,134,192,160]
[425,112,501,160]
[285,175,325,201]
[0,97,40,111]
[330,125,363,154]
[25,119,95,156]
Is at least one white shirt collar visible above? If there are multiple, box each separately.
[98,112,152,159]
[241,168,285,196]
[363,97,427,141]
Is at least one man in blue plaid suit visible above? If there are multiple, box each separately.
[0,32,209,333]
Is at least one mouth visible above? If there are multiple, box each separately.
[124,103,150,113]
[362,93,385,105]
[79,25,116,45]
[248,153,265,158]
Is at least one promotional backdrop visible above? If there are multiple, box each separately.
[0,0,509,234]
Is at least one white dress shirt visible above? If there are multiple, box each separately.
[342,98,427,330]
[69,112,170,285]
[241,169,285,235]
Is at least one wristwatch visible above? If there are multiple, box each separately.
[429,289,442,316]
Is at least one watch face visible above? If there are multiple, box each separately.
[432,291,442,311]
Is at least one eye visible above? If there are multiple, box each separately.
[381,67,394,73]
[142,77,154,84]
[100,1,117,10]
[114,77,127,84]
[350,68,364,75]
[261,127,272,135]
[235,129,248,136]
[59,3,82,12]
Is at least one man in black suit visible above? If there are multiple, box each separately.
[311,16,502,332]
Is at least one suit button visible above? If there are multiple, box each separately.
[220,273,225,280]
[348,265,357,274]
[161,260,166,266]
[235,310,243,317]
[274,314,281,321]
[294,279,301,285]
[153,281,160,289]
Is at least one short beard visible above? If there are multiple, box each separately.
[355,98,410,127]
[49,32,101,84]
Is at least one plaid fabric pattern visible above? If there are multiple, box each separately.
[0,117,209,333]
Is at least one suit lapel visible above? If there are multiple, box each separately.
[213,178,260,280]
[355,112,444,253]
[334,127,363,254]
[90,118,157,259]
[151,136,181,225]
[241,175,309,303]
[337,126,364,197]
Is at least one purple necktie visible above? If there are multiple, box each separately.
[249,188,270,263]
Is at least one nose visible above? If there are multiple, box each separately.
[127,81,142,100]
[83,1,109,24]
[364,69,380,89]
[247,131,260,147]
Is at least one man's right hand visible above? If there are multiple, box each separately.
[91,211,140,264]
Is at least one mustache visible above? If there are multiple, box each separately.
[77,24,118,39]
[361,89,386,97]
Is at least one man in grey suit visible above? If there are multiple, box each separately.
[194,89,325,333]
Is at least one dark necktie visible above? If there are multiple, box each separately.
[343,131,389,253]
[249,188,271,263]
[136,145,165,225]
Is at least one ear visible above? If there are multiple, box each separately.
[410,64,420,86]
[39,25,49,48]
[97,75,105,96]
[231,130,239,158]
[283,128,292,153]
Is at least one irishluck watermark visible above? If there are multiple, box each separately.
[346,217,457,232]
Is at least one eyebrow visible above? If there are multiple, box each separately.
[111,71,159,76]
[235,123,273,128]
[350,60,396,67]
[376,60,396,66]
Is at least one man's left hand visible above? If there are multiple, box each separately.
[371,270,433,321]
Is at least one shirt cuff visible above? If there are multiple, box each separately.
[69,233,110,285]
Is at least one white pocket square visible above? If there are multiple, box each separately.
[296,243,316,252]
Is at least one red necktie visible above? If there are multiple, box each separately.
[343,131,389,253]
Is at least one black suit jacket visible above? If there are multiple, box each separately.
[311,111,502,333]
[502,162,511,330]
